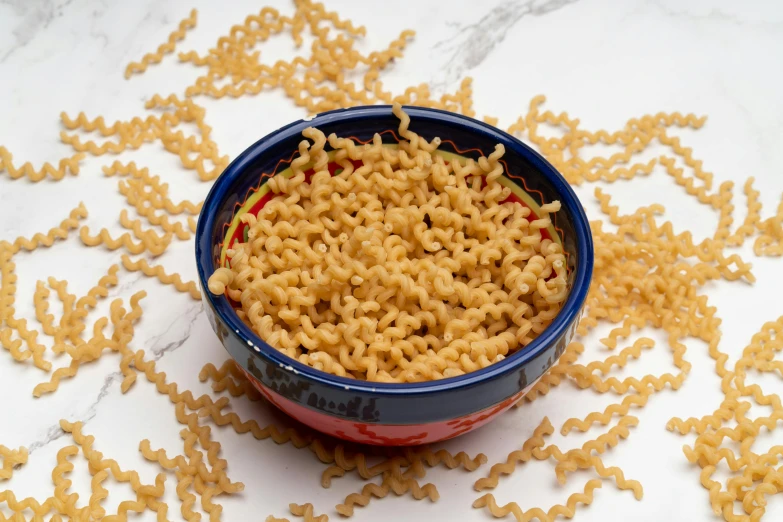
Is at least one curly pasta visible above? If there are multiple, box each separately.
[11,203,87,253]
[0,445,27,481]
[0,148,84,182]
[336,468,439,517]
[199,360,262,400]
[121,254,201,300]
[79,225,170,256]
[668,315,783,519]
[31,289,146,397]
[209,104,567,382]
[474,416,553,491]
[473,479,603,522]
[105,161,203,215]
[289,503,328,522]
[3,1,783,521]
[0,204,92,373]
[125,9,198,79]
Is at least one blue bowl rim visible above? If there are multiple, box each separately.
[196,104,593,399]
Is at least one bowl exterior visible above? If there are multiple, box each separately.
[242,368,537,445]
[203,293,580,445]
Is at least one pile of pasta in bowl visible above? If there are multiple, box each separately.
[208,104,568,383]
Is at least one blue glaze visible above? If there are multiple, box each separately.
[196,105,593,425]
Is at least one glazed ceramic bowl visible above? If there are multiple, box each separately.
[195,105,593,446]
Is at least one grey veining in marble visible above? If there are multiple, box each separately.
[432,0,580,89]
[0,0,77,63]
[27,302,203,454]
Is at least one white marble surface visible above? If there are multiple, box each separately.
[1,0,783,520]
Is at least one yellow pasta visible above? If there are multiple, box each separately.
[0,204,89,372]
[121,254,201,300]
[474,417,553,491]
[289,503,328,522]
[669,315,783,518]
[2,1,783,521]
[11,203,87,253]
[0,148,84,182]
[125,9,199,79]
[336,469,439,517]
[199,360,262,400]
[473,479,603,522]
[560,392,649,434]
[79,225,171,256]
[0,446,27,481]
[105,161,203,215]
[209,104,568,382]
[32,290,146,397]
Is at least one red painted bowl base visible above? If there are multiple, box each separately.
[242,369,539,445]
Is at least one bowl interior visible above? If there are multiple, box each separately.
[197,105,592,394]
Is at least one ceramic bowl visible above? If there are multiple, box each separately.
[195,105,593,446]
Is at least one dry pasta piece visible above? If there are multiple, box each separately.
[125,9,198,79]
[199,360,262,400]
[34,280,58,337]
[52,445,83,519]
[59,130,151,156]
[32,291,146,397]
[289,503,328,522]
[2,211,57,372]
[473,479,603,522]
[121,255,201,300]
[335,468,439,517]
[79,226,170,256]
[104,161,203,215]
[0,147,85,182]
[474,416,553,491]
[560,391,650,434]
[532,438,643,499]
[413,447,487,471]
[668,315,783,518]
[0,445,27,481]
[519,342,584,404]
[10,203,87,253]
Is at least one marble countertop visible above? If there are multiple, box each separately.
[1,0,783,520]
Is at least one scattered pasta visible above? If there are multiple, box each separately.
[121,254,201,300]
[0,0,782,521]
